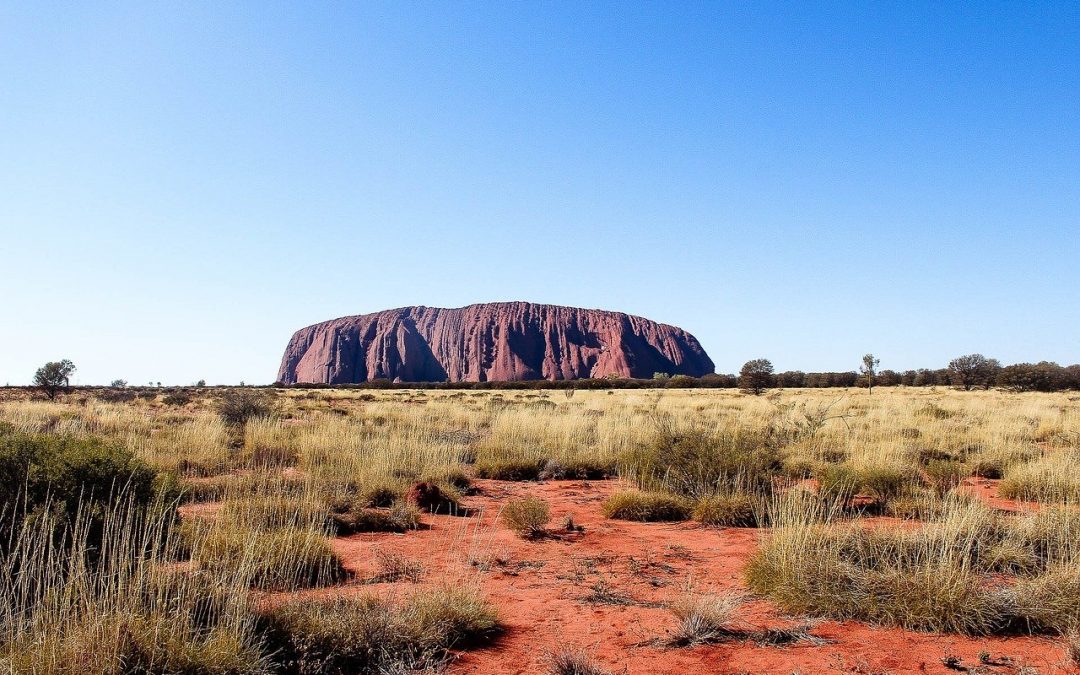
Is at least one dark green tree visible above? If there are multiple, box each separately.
[739,359,774,395]
[947,354,1001,390]
[33,359,76,400]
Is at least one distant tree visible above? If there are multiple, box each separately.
[195,379,206,387]
[996,362,1064,393]
[34,360,76,400]
[877,369,901,387]
[665,374,697,388]
[109,379,128,388]
[1064,364,1080,391]
[860,354,880,394]
[652,372,671,380]
[947,354,1001,391]
[739,359,774,395]
[776,370,806,388]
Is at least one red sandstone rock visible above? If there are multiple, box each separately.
[277,302,714,384]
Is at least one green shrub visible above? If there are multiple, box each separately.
[601,491,690,522]
[923,460,966,496]
[0,428,163,548]
[501,497,551,537]
[857,464,918,506]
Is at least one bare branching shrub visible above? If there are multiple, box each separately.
[372,548,425,583]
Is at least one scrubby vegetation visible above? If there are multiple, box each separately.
[261,587,498,674]
[502,497,551,537]
[746,499,1080,635]
[0,384,1076,671]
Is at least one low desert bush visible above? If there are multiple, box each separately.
[694,492,758,527]
[474,458,543,481]
[547,647,611,675]
[746,501,1080,635]
[332,501,421,534]
[216,389,276,427]
[999,453,1080,503]
[669,592,744,645]
[601,491,690,522]
[192,523,346,590]
[262,587,498,674]
[0,428,165,548]
[371,548,425,583]
[502,497,551,537]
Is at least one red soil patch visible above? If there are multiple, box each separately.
[959,477,1043,513]
[328,479,1073,675]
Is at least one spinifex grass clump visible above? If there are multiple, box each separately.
[501,497,551,537]
[601,491,691,522]
[0,496,267,673]
[187,478,347,591]
[999,451,1080,503]
[746,498,1080,635]
[262,586,498,674]
[621,417,780,499]
[668,591,745,646]
[694,491,758,527]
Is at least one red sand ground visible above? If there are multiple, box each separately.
[322,479,1074,675]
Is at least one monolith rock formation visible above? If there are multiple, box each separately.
[277,302,714,384]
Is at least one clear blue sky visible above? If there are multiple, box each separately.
[2,2,1077,385]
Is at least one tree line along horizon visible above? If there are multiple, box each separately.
[21,353,1080,397]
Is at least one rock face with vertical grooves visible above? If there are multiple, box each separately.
[277,302,714,384]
